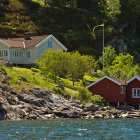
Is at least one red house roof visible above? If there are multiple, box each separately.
[0,35,49,49]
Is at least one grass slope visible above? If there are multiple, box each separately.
[4,66,97,97]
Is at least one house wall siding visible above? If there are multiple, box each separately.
[9,48,36,64]
[0,42,9,59]
[36,38,63,58]
[0,37,64,64]
[126,79,140,105]
[88,78,125,103]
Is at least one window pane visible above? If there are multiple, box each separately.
[27,51,30,58]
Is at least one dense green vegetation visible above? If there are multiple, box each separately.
[0,0,140,105]
[37,49,97,86]
[0,0,140,60]
[95,46,140,80]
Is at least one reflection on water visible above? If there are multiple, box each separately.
[0,119,140,139]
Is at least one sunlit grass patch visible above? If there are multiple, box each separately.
[5,66,55,91]
[65,87,78,97]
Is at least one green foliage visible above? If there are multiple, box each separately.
[78,46,97,56]
[37,49,69,82]
[112,53,134,67]
[99,45,117,68]
[77,86,105,105]
[37,50,97,86]
[91,94,105,106]
[77,86,93,103]
[0,0,139,62]
[53,87,64,96]
[99,0,121,21]
[67,51,97,86]
[31,68,40,72]
[4,67,55,91]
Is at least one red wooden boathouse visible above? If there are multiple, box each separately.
[87,76,126,105]
[126,76,140,105]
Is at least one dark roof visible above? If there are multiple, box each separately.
[110,77,126,85]
[0,35,50,49]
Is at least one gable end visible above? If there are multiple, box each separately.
[35,35,68,51]
[127,76,140,84]
[86,76,121,89]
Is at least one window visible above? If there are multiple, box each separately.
[132,88,140,98]
[26,51,30,58]
[10,50,24,58]
[47,40,52,48]
[121,86,124,94]
[0,49,8,57]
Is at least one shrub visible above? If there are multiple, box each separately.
[53,87,64,96]
[78,46,97,56]
[91,94,105,106]
[77,86,92,103]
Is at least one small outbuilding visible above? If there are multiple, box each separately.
[87,76,127,105]
[126,76,140,106]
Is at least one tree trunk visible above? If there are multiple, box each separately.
[82,76,85,87]
[55,75,56,83]
[74,0,77,8]
[73,81,75,87]
[44,0,47,6]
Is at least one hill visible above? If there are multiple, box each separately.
[0,0,140,61]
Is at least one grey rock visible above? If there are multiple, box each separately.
[84,103,100,112]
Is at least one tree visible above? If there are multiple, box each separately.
[38,50,97,86]
[104,53,134,80]
[99,0,121,21]
[78,55,97,84]
[67,52,81,87]
[119,0,140,34]
[67,52,96,87]
[73,0,77,8]
[37,49,69,83]
[99,45,117,68]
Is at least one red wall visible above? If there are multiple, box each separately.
[126,79,140,105]
[88,78,125,103]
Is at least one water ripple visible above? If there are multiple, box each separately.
[0,119,140,139]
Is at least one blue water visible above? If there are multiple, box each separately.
[0,119,140,140]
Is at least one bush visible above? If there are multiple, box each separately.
[77,86,92,103]
[53,87,64,96]
[91,94,105,106]
[78,46,97,56]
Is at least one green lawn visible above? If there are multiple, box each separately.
[4,66,96,96]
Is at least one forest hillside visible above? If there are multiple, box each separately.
[0,0,140,61]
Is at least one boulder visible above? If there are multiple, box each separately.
[84,103,100,112]
[116,105,134,111]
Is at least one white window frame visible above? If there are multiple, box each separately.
[132,88,140,98]
[10,50,24,58]
[121,86,124,94]
[0,49,8,57]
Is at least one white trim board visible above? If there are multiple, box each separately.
[35,35,68,51]
[86,76,122,89]
[127,76,140,84]
[0,40,10,48]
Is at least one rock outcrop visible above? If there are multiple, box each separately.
[0,67,140,120]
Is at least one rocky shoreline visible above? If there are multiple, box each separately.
[0,87,140,121]
[0,67,140,121]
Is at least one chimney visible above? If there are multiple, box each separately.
[24,32,32,40]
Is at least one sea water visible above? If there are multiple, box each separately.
[0,119,140,140]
